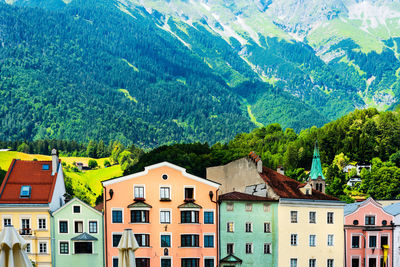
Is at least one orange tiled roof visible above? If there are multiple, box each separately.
[0,159,59,204]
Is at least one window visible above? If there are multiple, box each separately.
[291,211,298,223]
[245,222,252,232]
[160,187,170,200]
[113,258,119,267]
[181,234,199,247]
[26,243,31,253]
[328,234,334,246]
[131,210,149,223]
[264,243,271,254]
[21,219,31,235]
[74,221,83,233]
[365,215,375,225]
[136,258,150,267]
[73,206,81,213]
[161,235,171,247]
[226,202,234,211]
[264,222,271,233]
[39,242,47,253]
[290,258,297,267]
[327,259,334,267]
[20,185,31,198]
[42,164,50,170]
[204,211,214,224]
[369,235,377,248]
[309,212,316,223]
[161,259,171,267]
[59,221,68,233]
[160,211,171,224]
[309,259,316,267]
[309,235,316,247]
[245,203,252,211]
[134,186,145,199]
[227,243,234,254]
[38,218,46,229]
[291,234,297,246]
[327,212,334,224]
[351,258,359,267]
[203,235,214,248]
[74,242,93,254]
[381,235,388,247]
[245,243,253,254]
[352,235,360,248]
[184,187,194,200]
[89,221,97,233]
[112,234,122,247]
[264,203,270,212]
[181,211,199,223]
[112,210,123,223]
[60,241,69,254]
[181,259,199,267]
[227,222,234,232]
[204,259,214,267]
[135,234,150,247]
[3,218,11,227]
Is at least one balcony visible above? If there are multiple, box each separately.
[20,228,32,236]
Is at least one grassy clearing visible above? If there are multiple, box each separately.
[118,89,138,103]
[247,105,263,127]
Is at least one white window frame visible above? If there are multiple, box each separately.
[160,186,171,200]
[226,202,234,211]
[264,243,272,254]
[20,216,31,234]
[290,258,298,267]
[72,205,81,214]
[327,212,334,224]
[88,220,98,234]
[351,234,361,249]
[38,241,48,254]
[309,211,316,223]
[111,208,124,224]
[309,258,316,267]
[160,232,172,248]
[309,235,316,247]
[2,216,12,228]
[73,241,94,254]
[291,211,298,223]
[160,257,173,267]
[351,256,361,267]
[112,256,119,267]
[327,234,334,246]
[134,185,145,199]
[135,233,150,247]
[58,240,70,255]
[245,203,253,212]
[58,219,69,234]
[73,219,84,234]
[245,222,253,233]
[291,234,298,246]
[25,240,32,254]
[112,232,123,248]
[183,186,196,200]
[203,233,215,248]
[327,259,334,267]
[204,256,216,267]
[160,209,172,224]
[203,209,215,224]
[37,216,47,230]
[227,243,234,254]
[227,222,234,233]
[245,243,253,254]
[264,222,271,233]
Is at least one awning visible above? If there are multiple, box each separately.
[178,202,202,209]
[127,202,152,208]
[220,254,242,263]
[71,232,98,241]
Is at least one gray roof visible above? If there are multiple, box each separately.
[344,199,371,216]
[384,203,400,216]
[71,232,98,241]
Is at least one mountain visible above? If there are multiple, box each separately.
[0,0,399,147]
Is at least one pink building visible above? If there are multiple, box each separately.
[344,198,394,267]
[101,162,220,267]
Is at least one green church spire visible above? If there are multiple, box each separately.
[309,141,325,180]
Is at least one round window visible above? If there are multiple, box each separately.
[162,174,168,180]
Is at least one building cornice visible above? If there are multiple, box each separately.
[279,198,346,208]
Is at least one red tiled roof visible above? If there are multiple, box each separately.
[219,191,277,202]
[0,159,59,204]
[260,166,338,201]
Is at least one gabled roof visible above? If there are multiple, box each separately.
[259,166,338,201]
[344,197,390,216]
[102,161,220,188]
[178,202,202,209]
[0,159,60,204]
[127,201,152,209]
[52,197,102,216]
[219,191,277,202]
[220,254,242,263]
[71,232,98,241]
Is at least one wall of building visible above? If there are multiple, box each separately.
[392,214,400,267]
[103,163,218,267]
[278,200,345,267]
[219,200,278,267]
[345,201,394,267]
[51,198,104,267]
[206,158,263,194]
[0,207,52,266]
[49,166,66,212]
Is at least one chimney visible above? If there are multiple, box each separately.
[51,148,59,176]
[277,166,285,175]
[249,151,263,173]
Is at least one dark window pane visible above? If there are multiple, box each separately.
[113,234,122,247]
[59,221,68,233]
[74,242,92,254]
[182,258,199,267]
[204,211,214,224]
[113,258,118,267]
[161,259,171,267]
[161,235,171,247]
[135,258,150,267]
[204,259,214,267]
[112,210,122,223]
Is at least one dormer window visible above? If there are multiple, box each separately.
[42,164,50,170]
[20,186,31,198]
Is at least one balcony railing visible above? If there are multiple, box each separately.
[19,228,32,235]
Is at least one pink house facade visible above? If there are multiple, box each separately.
[344,198,394,267]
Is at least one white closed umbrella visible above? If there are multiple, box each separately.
[0,225,33,267]
[118,228,139,267]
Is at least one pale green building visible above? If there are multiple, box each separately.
[219,192,279,267]
[51,197,104,267]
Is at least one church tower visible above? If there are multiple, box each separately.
[309,141,326,193]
